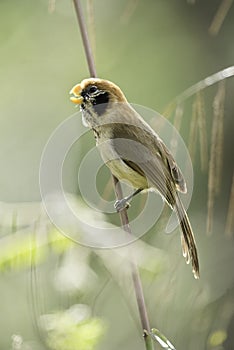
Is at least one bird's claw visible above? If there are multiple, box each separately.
[114,198,130,212]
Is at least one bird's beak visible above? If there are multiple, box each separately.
[69,84,83,104]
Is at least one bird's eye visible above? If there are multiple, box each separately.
[88,85,98,94]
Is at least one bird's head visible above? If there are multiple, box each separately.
[70,78,127,119]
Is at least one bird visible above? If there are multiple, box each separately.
[69,78,200,279]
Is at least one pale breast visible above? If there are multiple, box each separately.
[106,158,148,189]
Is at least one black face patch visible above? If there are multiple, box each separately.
[81,86,110,116]
[92,91,109,116]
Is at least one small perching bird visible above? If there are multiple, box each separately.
[70,78,200,279]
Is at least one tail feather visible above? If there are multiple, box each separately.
[174,195,200,279]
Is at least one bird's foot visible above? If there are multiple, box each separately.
[114,198,131,212]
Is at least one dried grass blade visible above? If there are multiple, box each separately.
[207,82,225,233]
[214,81,225,194]
[196,91,208,173]
[225,173,234,237]
[174,66,234,105]
[188,99,198,163]
[170,103,184,155]
[48,0,56,13]
[209,0,233,36]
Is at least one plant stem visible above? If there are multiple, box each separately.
[72,1,154,349]
[113,178,154,350]
[73,0,97,78]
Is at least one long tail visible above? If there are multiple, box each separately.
[174,195,200,279]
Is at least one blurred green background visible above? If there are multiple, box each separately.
[0,1,234,349]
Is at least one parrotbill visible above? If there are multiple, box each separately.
[70,78,199,279]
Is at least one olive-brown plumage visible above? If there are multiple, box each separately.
[70,78,200,278]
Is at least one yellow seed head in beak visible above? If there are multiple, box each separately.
[69,84,83,104]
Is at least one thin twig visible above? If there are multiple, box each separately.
[209,0,233,36]
[112,178,154,350]
[166,66,234,108]
[87,0,96,60]
[73,0,97,78]
[72,1,154,349]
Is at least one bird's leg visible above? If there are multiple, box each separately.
[114,188,143,212]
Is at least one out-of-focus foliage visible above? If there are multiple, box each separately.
[0,227,72,271]
[43,309,106,350]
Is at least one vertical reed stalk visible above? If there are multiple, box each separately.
[72,1,154,348]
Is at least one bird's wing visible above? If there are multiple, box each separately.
[113,104,187,193]
[158,141,187,193]
[108,122,178,206]
[104,104,187,194]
